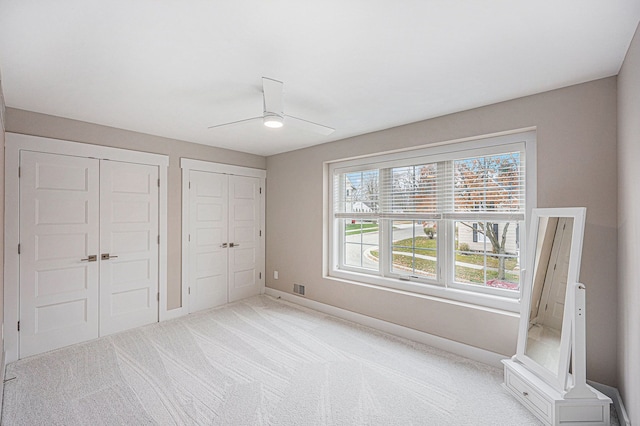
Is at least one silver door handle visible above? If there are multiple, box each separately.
[230,242,239,248]
[101,253,118,260]
[81,255,97,262]
[221,243,228,248]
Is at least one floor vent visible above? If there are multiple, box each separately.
[293,284,305,296]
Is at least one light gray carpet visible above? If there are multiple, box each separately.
[2,295,543,425]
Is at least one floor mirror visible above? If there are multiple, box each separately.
[502,207,611,425]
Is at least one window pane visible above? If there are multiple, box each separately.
[342,170,379,213]
[388,164,438,214]
[343,219,379,270]
[454,221,520,290]
[454,152,522,213]
[390,220,437,279]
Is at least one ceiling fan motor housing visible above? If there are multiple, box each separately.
[263,112,284,128]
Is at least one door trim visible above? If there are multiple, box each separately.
[4,133,169,363]
[180,158,266,316]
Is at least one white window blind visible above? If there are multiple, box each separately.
[334,169,380,220]
[334,151,525,221]
[451,151,525,221]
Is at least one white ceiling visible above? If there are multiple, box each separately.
[1,1,639,156]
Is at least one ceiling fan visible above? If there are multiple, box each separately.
[208,77,335,136]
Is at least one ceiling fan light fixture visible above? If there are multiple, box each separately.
[209,78,333,134]
[263,113,284,128]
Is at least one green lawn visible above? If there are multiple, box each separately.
[392,236,517,268]
[455,266,520,284]
[392,236,436,251]
[456,252,518,270]
[391,254,437,276]
[345,223,379,235]
[372,236,519,284]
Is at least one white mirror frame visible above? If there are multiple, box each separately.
[514,207,586,392]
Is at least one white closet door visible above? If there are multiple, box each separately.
[19,151,100,358]
[228,175,262,302]
[99,160,159,335]
[188,171,229,312]
[539,217,573,331]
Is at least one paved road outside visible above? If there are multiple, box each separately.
[344,222,516,276]
[344,223,424,270]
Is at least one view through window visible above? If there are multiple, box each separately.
[329,132,534,305]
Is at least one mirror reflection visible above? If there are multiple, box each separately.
[525,216,574,375]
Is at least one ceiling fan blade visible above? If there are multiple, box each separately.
[285,115,335,136]
[262,77,284,115]
[208,116,262,129]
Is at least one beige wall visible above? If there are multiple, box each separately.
[617,22,640,424]
[266,77,618,385]
[5,108,266,310]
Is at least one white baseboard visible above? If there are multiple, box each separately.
[264,288,506,368]
[588,380,631,426]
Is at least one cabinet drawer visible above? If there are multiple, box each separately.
[505,367,553,422]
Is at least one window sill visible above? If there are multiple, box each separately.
[328,269,521,313]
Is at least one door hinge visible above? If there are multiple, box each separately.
[157,293,160,301]
[18,243,20,255]
[259,230,262,237]
[17,321,20,332]
[189,181,191,189]
[157,235,160,245]
[259,272,262,280]
[259,187,262,194]
[157,178,160,187]
[188,287,191,295]
[18,167,21,178]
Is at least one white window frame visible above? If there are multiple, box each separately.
[326,131,536,312]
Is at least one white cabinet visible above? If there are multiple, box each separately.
[504,361,554,421]
[503,360,610,425]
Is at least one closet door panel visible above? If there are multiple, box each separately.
[188,170,229,312]
[539,217,573,331]
[228,175,262,302]
[99,160,159,335]
[19,151,100,358]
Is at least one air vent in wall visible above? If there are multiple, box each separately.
[293,284,305,296]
